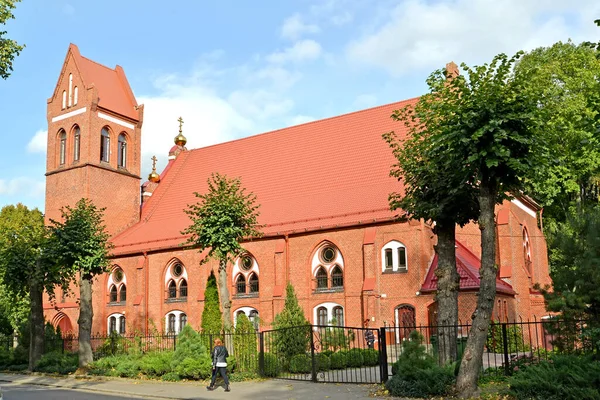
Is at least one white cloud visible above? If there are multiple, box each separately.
[281,13,320,40]
[267,40,323,64]
[331,12,353,26]
[346,0,600,76]
[27,129,47,153]
[0,177,45,198]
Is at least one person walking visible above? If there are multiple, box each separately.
[364,320,375,349]
[207,338,230,392]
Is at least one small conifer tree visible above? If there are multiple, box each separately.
[273,284,310,366]
[233,313,258,372]
[201,271,222,334]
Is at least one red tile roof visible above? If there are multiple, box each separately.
[420,241,515,295]
[111,99,418,256]
[69,44,139,121]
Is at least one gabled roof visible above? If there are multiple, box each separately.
[111,98,418,256]
[420,241,515,295]
[54,44,139,121]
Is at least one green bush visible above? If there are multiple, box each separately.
[174,356,212,380]
[115,358,141,378]
[362,348,379,366]
[262,353,280,377]
[226,355,237,374]
[201,271,223,334]
[34,351,78,374]
[97,331,128,356]
[509,355,600,400]
[316,353,330,371]
[486,323,530,353]
[161,371,181,382]
[11,345,27,365]
[330,352,347,369]
[386,364,455,399]
[289,354,311,373]
[344,349,364,368]
[138,351,172,377]
[272,285,310,365]
[321,326,351,352]
[233,314,258,372]
[391,331,436,376]
[229,371,259,381]
[171,325,211,373]
[90,354,128,375]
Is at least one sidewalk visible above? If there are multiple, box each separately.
[0,373,386,399]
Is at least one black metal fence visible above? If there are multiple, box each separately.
[1,318,595,383]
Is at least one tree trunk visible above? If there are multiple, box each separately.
[218,258,232,331]
[78,274,94,369]
[456,183,498,398]
[28,268,45,371]
[434,222,459,365]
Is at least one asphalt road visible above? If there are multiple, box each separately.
[0,383,146,400]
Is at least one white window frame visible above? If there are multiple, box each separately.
[312,302,344,326]
[165,310,187,334]
[107,313,126,335]
[381,240,408,272]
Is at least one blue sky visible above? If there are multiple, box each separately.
[0,0,598,212]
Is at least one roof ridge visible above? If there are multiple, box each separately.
[186,96,420,153]
[79,54,117,72]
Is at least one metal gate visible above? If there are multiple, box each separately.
[260,325,387,384]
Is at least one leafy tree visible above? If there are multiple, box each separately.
[48,198,112,369]
[384,63,479,365]
[408,53,541,397]
[0,0,24,79]
[0,204,68,369]
[233,313,258,372]
[183,173,261,331]
[200,271,222,334]
[0,283,29,333]
[515,41,600,228]
[272,284,310,366]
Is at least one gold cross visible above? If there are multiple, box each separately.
[151,155,157,170]
[178,116,184,133]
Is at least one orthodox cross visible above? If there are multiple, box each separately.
[151,155,158,171]
[178,116,184,133]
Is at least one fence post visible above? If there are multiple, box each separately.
[259,332,265,377]
[173,333,177,352]
[379,327,388,383]
[502,323,510,376]
[309,326,317,382]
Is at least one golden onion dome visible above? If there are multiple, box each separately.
[174,116,187,146]
[148,155,160,183]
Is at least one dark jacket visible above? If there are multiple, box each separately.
[211,345,229,366]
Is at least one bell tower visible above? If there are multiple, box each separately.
[45,44,144,236]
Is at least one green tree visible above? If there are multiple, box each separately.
[406,53,541,397]
[0,204,67,369]
[384,63,479,365]
[183,173,261,331]
[1,0,24,79]
[200,271,222,334]
[233,313,258,372]
[516,41,600,227]
[0,282,29,333]
[272,284,310,366]
[48,198,112,369]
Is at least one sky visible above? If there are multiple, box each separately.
[0,0,598,212]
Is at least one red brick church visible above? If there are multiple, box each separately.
[43,44,552,336]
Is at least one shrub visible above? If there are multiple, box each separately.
[386,364,455,399]
[316,353,330,371]
[11,345,27,365]
[171,325,211,372]
[233,314,258,372]
[262,353,280,377]
[0,346,12,367]
[229,371,259,381]
[345,349,364,368]
[391,330,436,376]
[330,352,347,369]
[486,322,530,353]
[97,331,128,357]
[362,348,379,366]
[161,371,181,382]
[509,355,600,400]
[226,355,237,374]
[139,351,173,377]
[272,285,310,365]
[34,351,78,374]
[115,358,141,378]
[321,326,351,352]
[174,356,212,380]
[201,271,222,335]
[289,354,311,373]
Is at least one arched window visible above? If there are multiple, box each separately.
[523,227,532,276]
[333,306,344,326]
[382,241,408,272]
[167,280,177,298]
[100,127,110,162]
[73,86,78,106]
[179,279,188,298]
[62,91,67,109]
[68,74,73,107]
[179,313,187,332]
[248,273,259,293]
[317,307,328,326]
[109,316,117,333]
[109,285,117,303]
[118,133,127,168]
[119,284,126,302]
[119,316,126,334]
[168,314,176,333]
[316,267,328,289]
[59,130,67,165]
[331,265,343,288]
[73,126,80,161]
[236,275,246,294]
[249,310,259,330]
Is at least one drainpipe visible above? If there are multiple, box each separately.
[144,252,149,335]
[285,234,290,285]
